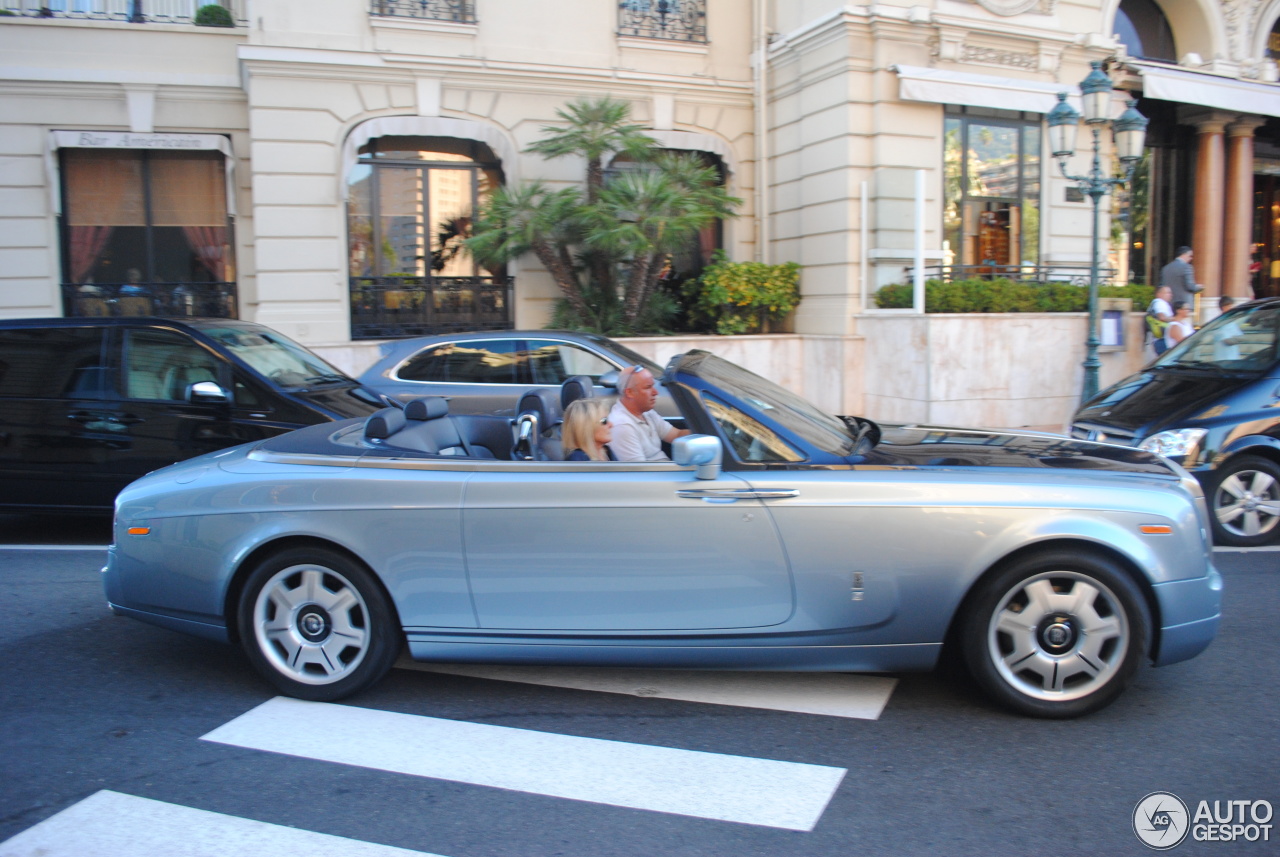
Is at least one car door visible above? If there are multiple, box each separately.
[107,325,239,480]
[0,324,122,509]
[462,462,795,631]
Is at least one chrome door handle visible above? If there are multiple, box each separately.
[676,488,799,502]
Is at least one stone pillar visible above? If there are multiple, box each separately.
[1224,119,1266,306]
[1191,116,1226,314]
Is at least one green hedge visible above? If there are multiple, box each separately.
[874,278,1153,313]
[687,254,801,335]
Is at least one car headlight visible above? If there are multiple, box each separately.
[1139,428,1207,462]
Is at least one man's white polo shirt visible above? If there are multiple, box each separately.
[607,400,675,461]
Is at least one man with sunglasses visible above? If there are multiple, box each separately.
[608,365,689,461]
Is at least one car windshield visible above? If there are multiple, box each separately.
[1154,302,1280,372]
[684,352,856,456]
[198,324,351,389]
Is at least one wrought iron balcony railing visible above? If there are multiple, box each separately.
[370,0,475,24]
[350,276,512,340]
[618,0,705,43]
[0,0,246,25]
[62,282,239,319]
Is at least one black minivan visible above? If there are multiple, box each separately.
[0,317,386,513]
[1072,297,1280,546]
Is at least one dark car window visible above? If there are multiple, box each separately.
[0,327,108,399]
[525,339,615,384]
[1156,302,1280,371]
[397,340,522,384]
[123,328,224,402]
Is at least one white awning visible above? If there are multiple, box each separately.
[892,65,1074,113]
[1135,64,1280,118]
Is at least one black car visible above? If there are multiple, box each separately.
[1073,296,1280,546]
[0,317,385,513]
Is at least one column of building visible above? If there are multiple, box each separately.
[1188,112,1265,321]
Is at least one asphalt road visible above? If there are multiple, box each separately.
[0,516,1276,856]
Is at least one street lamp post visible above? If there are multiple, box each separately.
[1047,61,1148,404]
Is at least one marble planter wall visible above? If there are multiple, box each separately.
[855,311,1149,431]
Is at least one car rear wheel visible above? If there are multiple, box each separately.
[1208,455,1280,547]
[961,551,1148,718]
[237,547,400,701]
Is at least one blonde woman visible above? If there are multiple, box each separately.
[561,398,615,461]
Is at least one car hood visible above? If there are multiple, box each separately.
[1073,370,1258,436]
[293,384,385,419]
[866,425,1174,475]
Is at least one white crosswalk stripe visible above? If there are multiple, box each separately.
[201,696,847,831]
[399,660,897,719]
[0,790,447,857]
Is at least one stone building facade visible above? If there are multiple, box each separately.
[3,0,1279,420]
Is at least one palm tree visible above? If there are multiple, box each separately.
[467,97,739,332]
[525,97,657,204]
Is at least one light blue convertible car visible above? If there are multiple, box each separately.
[104,351,1222,718]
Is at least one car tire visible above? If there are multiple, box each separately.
[237,546,401,701]
[961,550,1149,718]
[1207,455,1280,547]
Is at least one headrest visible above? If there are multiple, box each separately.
[404,397,449,421]
[518,388,562,426]
[365,407,406,440]
[560,375,595,409]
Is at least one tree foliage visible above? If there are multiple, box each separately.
[466,96,739,333]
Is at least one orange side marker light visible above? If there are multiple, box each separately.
[1139,525,1173,535]
[127,527,151,536]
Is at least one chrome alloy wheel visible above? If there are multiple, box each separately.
[1213,466,1280,541]
[986,571,1130,703]
[252,564,370,686]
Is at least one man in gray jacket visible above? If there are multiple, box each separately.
[1160,246,1203,306]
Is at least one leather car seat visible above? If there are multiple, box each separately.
[560,375,596,410]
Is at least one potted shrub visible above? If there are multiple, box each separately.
[194,3,234,27]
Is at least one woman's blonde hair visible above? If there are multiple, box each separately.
[561,398,610,461]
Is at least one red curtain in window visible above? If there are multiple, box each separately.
[68,225,114,283]
[181,226,227,281]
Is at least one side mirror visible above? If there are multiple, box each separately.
[597,369,620,390]
[188,380,230,404]
[672,434,722,480]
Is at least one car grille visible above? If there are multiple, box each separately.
[1071,422,1138,446]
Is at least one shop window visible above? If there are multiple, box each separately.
[60,148,234,315]
[347,136,511,339]
[943,108,1042,276]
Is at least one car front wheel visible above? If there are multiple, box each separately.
[961,551,1149,718]
[237,547,400,701]
[1208,455,1280,547]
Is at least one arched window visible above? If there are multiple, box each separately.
[347,137,510,339]
[1115,0,1176,62]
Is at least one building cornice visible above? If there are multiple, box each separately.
[238,45,752,94]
